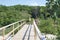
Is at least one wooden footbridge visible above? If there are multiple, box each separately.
[0,19,44,40]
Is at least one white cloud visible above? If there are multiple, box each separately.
[30,2,39,6]
[32,0,46,6]
[26,0,45,6]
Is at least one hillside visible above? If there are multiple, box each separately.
[0,4,60,38]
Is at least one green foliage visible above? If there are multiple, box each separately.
[0,5,31,27]
[56,35,60,40]
[40,6,48,19]
[38,18,59,35]
[0,4,60,36]
[0,5,8,12]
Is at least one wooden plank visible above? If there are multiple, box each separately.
[11,24,29,40]
[11,24,40,40]
[4,22,25,40]
[29,25,35,40]
[0,19,25,30]
[33,20,42,40]
[24,24,32,40]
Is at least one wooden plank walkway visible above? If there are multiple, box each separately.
[10,24,40,40]
[0,20,57,40]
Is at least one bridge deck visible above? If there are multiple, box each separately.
[11,24,40,40]
[0,20,56,40]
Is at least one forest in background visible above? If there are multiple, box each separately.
[0,0,60,38]
[0,5,32,27]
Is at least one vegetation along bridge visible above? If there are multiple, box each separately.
[0,19,56,40]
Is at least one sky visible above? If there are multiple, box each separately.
[0,0,46,6]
